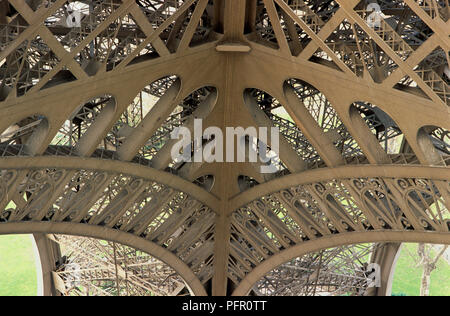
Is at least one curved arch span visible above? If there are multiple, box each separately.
[0,156,220,211]
[0,221,207,296]
[229,164,450,211]
[232,231,450,296]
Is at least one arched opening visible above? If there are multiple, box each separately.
[49,94,116,156]
[243,87,307,174]
[252,243,378,296]
[144,85,217,172]
[194,175,215,192]
[348,101,419,165]
[50,234,192,296]
[101,75,179,153]
[0,221,210,296]
[249,87,316,165]
[0,160,217,295]
[145,86,215,161]
[238,175,260,193]
[229,165,449,294]
[250,241,449,296]
[285,79,362,160]
[0,233,201,296]
[352,102,406,155]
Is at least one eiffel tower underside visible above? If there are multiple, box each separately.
[0,0,449,296]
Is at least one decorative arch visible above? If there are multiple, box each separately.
[0,158,218,294]
[229,165,449,212]
[227,165,449,291]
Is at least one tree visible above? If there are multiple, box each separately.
[416,244,448,296]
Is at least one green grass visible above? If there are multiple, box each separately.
[391,243,450,296]
[0,235,38,296]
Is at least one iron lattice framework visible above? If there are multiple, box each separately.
[0,0,449,296]
[51,235,189,296]
[253,243,380,296]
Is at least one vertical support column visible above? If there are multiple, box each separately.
[33,234,62,296]
[212,212,231,296]
[211,0,250,296]
[213,0,225,33]
[245,0,257,33]
[366,243,402,296]
[223,0,247,42]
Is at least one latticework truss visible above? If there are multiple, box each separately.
[0,0,449,296]
[52,235,189,296]
[253,243,380,296]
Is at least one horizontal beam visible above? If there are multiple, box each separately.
[216,43,252,53]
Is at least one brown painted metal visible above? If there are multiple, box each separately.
[0,0,448,296]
